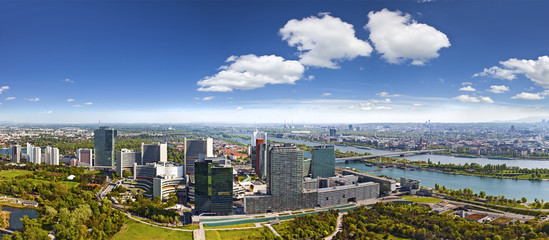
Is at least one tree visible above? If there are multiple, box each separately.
[522,197,527,203]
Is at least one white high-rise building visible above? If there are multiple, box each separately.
[32,147,41,164]
[184,137,213,178]
[26,143,34,163]
[252,130,268,147]
[51,148,59,165]
[44,146,52,165]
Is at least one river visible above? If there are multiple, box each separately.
[230,135,549,201]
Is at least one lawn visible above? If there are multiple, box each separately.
[29,179,80,188]
[205,227,274,240]
[111,219,193,240]
[404,197,443,203]
[0,170,33,178]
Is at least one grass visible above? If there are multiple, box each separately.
[399,195,416,198]
[0,170,32,178]
[29,178,80,188]
[204,223,255,229]
[111,219,193,240]
[405,197,443,203]
[442,210,455,215]
[491,217,513,225]
[205,227,273,240]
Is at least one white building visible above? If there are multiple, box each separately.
[141,142,167,164]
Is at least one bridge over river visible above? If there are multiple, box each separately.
[335,149,445,163]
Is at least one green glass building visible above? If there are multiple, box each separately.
[311,145,335,178]
[94,126,117,167]
[195,158,233,215]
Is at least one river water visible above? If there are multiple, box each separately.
[228,135,549,201]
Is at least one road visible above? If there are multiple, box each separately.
[324,212,345,240]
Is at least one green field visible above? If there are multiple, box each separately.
[204,227,273,240]
[30,179,80,188]
[0,170,33,178]
[111,219,193,240]
[403,197,443,203]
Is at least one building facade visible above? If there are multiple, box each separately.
[194,158,233,215]
[77,148,93,166]
[11,144,21,163]
[311,145,335,178]
[184,137,213,180]
[116,149,142,176]
[94,126,117,167]
[141,142,167,164]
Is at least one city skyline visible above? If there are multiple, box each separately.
[1,0,549,123]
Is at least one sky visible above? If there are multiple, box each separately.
[1,0,549,124]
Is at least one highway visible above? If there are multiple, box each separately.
[335,149,445,162]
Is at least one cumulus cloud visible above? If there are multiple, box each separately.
[5,97,15,100]
[0,86,9,95]
[365,9,450,65]
[475,56,549,88]
[84,102,93,105]
[197,54,305,92]
[64,78,74,83]
[511,92,544,100]
[473,66,517,80]
[376,91,401,97]
[280,13,372,69]
[202,96,215,101]
[236,107,243,111]
[67,99,75,102]
[26,98,40,102]
[321,93,332,97]
[454,95,493,103]
[370,98,391,103]
[487,85,509,94]
[459,85,476,92]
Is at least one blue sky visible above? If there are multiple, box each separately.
[1,0,549,123]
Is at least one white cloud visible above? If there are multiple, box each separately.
[487,85,509,94]
[64,78,74,83]
[84,102,93,105]
[370,98,391,103]
[197,54,305,92]
[473,66,517,80]
[413,103,423,106]
[459,85,476,92]
[376,91,401,97]
[479,96,494,104]
[67,99,75,102]
[0,86,9,95]
[307,75,315,80]
[5,97,15,100]
[511,92,544,100]
[73,105,83,107]
[40,110,53,114]
[27,98,40,102]
[462,82,472,86]
[202,96,215,101]
[366,9,450,65]
[454,95,493,103]
[236,107,243,111]
[475,56,549,88]
[321,93,332,97]
[280,13,372,69]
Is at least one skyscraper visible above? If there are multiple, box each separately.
[51,148,59,165]
[26,143,34,163]
[78,148,93,166]
[311,145,336,178]
[267,144,304,197]
[251,131,268,179]
[32,147,41,164]
[194,157,233,215]
[184,137,213,178]
[94,126,117,167]
[329,128,337,137]
[116,149,141,176]
[141,142,167,164]
[11,144,21,163]
[44,146,52,165]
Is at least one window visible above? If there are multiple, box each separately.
[343,194,345,198]
[326,197,329,200]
